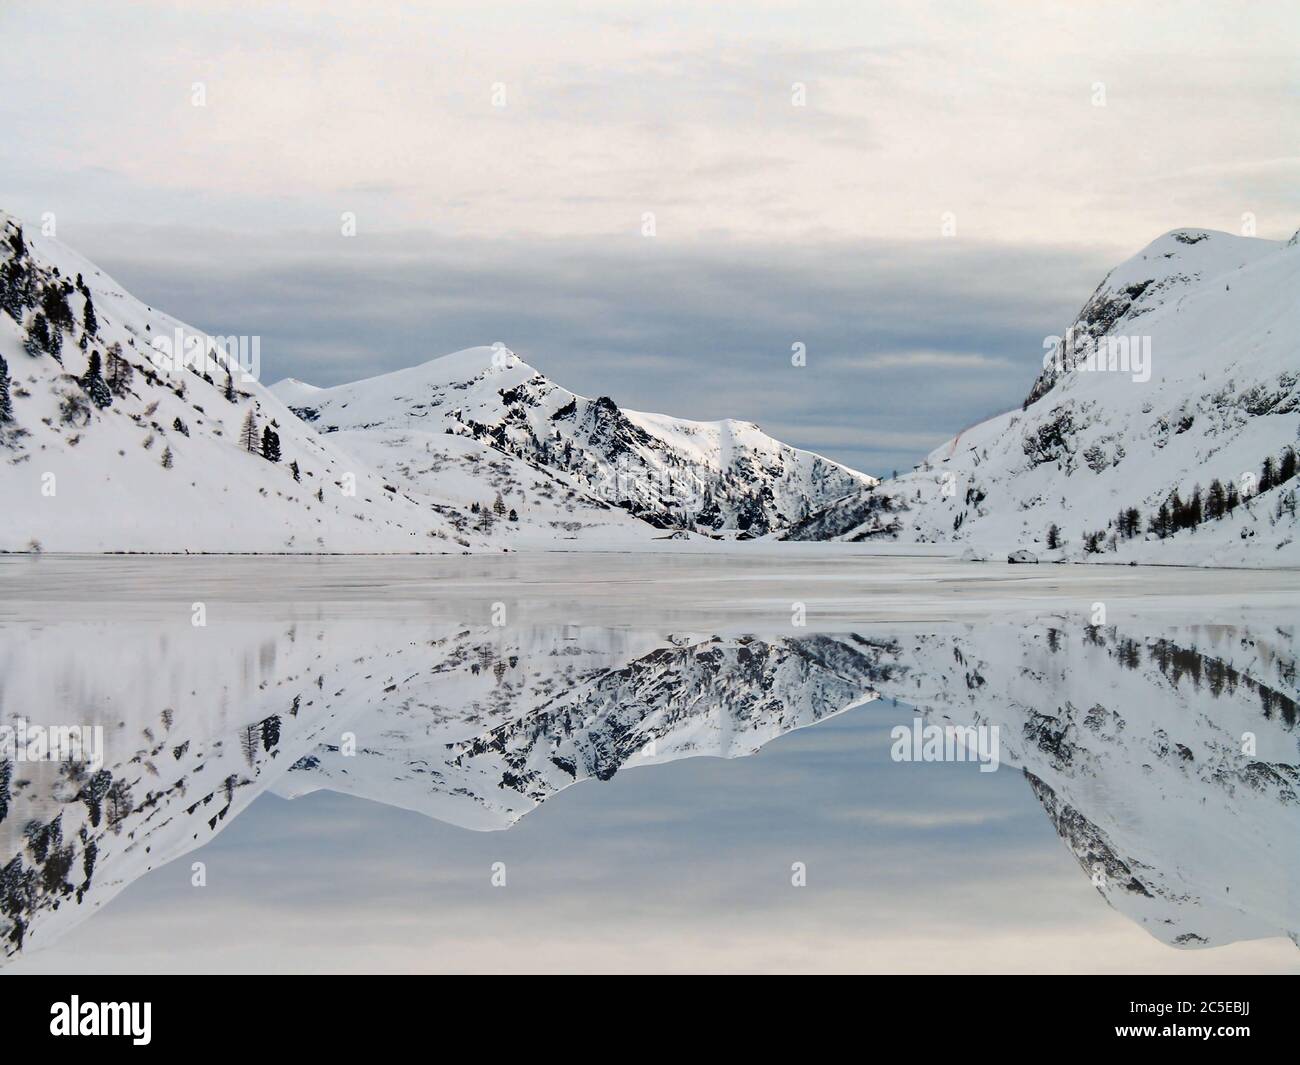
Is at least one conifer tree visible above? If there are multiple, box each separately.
[260,715,281,751]
[82,292,97,335]
[0,758,11,827]
[1150,503,1171,539]
[240,725,260,767]
[41,283,74,332]
[241,408,259,453]
[1260,456,1277,493]
[105,343,133,397]
[1280,447,1297,485]
[160,445,174,468]
[24,312,50,357]
[0,260,29,321]
[1206,479,1225,520]
[261,424,281,462]
[0,352,12,423]
[1224,481,1240,515]
[80,350,112,408]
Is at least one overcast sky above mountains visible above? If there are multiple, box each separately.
[1,1,1296,474]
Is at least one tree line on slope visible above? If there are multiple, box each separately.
[1049,443,1300,553]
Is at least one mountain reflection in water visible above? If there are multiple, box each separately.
[1,617,1296,965]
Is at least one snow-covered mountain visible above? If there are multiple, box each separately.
[271,346,875,538]
[0,213,486,553]
[785,227,1300,566]
[0,211,871,550]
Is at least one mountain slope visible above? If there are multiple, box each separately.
[0,214,483,552]
[272,346,875,538]
[786,227,1300,566]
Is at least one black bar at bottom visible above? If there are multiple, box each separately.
[0,975,1291,1050]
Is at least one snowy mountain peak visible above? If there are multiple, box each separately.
[267,376,323,405]
[1023,227,1283,408]
[272,346,876,538]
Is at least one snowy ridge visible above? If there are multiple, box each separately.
[786,227,1300,566]
[0,209,871,550]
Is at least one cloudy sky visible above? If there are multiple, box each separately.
[2,1,1296,473]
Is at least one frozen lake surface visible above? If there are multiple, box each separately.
[1,553,1297,973]
[2,549,1297,623]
